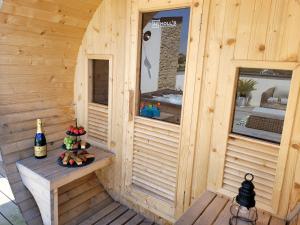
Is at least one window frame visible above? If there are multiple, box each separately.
[226,60,300,213]
[85,54,113,148]
[230,66,293,144]
[87,54,113,106]
[135,8,192,125]
[228,61,298,146]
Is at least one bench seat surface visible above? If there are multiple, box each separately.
[16,147,114,190]
[175,191,285,225]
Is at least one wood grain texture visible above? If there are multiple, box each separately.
[75,0,127,206]
[88,104,109,145]
[132,117,180,202]
[16,148,114,225]
[76,0,300,221]
[198,0,300,218]
[175,191,285,225]
[0,1,101,224]
[222,135,279,209]
[0,0,298,223]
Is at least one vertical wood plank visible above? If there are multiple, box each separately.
[264,0,289,61]
[234,0,255,59]
[207,0,241,191]
[176,0,206,216]
[277,65,300,216]
[191,0,227,201]
[279,0,300,61]
[247,0,272,60]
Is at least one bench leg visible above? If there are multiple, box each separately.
[17,163,58,225]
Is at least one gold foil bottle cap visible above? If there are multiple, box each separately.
[36,119,43,133]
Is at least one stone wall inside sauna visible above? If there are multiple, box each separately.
[158,18,182,90]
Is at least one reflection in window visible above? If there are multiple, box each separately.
[138,8,190,124]
[91,59,109,105]
[232,68,292,144]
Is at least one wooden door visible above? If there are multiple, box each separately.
[123,0,207,221]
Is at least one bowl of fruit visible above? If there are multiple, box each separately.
[66,126,86,136]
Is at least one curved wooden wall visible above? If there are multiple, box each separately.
[191,0,300,218]
[1,0,300,224]
[0,1,101,224]
[75,0,127,209]
[75,0,300,222]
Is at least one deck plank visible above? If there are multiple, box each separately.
[194,195,229,225]
[175,191,217,225]
[94,205,129,225]
[59,186,104,215]
[62,196,113,225]
[269,216,285,225]
[124,214,145,225]
[176,191,286,225]
[109,209,137,225]
[0,213,11,225]
[140,220,154,225]
[78,202,120,225]
[0,174,15,202]
[257,210,271,225]
[213,201,232,225]
[0,191,26,225]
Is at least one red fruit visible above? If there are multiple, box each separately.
[69,159,75,165]
[79,129,84,134]
[60,153,65,159]
[74,129,79,135]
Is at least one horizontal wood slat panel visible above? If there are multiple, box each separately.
[133,161,177,178]
[132,117,180,202]
[88,104,108,145]
[223,136,279,208]
[0,1,101,224]
[58,173,114,225]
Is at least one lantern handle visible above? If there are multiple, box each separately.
[245,173,254,181]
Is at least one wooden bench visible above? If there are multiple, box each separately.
[16,147,114,225]
[175,191,286,225]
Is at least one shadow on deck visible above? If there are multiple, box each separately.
[0,174,26,225]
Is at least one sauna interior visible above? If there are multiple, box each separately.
[0,0,300,224]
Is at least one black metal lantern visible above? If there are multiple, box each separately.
[229,173,258,225]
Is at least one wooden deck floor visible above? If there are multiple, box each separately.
[71,200,160,225]
[0,173,159,225]
[0,174,26,225]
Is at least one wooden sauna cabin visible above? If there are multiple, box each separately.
[0,0,300,224]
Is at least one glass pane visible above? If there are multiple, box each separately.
[139,8,190,124]
[92,59,109,105]
[232,68,292,144]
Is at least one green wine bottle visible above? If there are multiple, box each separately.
[34,119,47,159]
